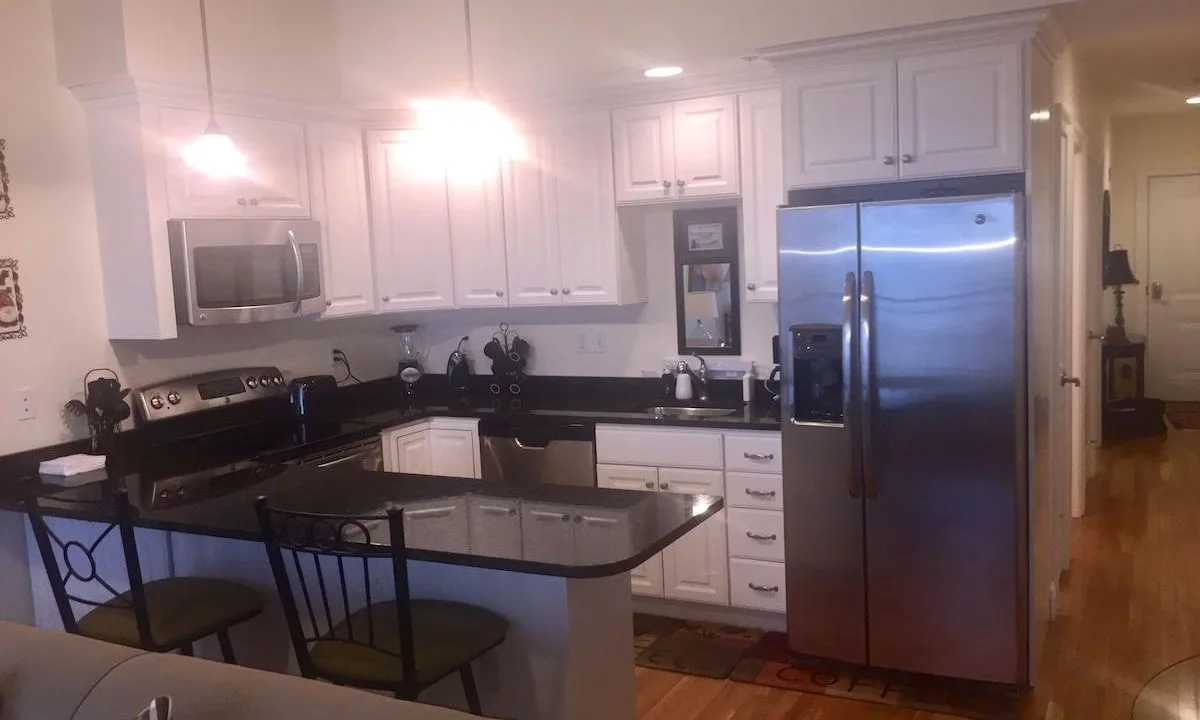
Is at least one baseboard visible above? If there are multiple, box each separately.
[632,596,787,632]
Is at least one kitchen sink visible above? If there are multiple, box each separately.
[646,406,740,419]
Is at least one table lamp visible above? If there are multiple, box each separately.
[1103,248,1139,344]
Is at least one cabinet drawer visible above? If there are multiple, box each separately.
[730,558,787,613]
[726,472,783,511]
[596,425,723,469]
[724,432,782,473]
[727,508,785,561]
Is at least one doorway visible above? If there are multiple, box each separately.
[1144,171,1200,401]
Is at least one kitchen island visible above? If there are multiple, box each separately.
[17,465,723,720]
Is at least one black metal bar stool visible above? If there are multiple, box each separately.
[25,488,264,661]
[255,498,509,716]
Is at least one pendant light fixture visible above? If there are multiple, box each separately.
[183,0,247,178]
[411,0,525,178]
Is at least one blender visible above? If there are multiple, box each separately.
[392,324,425,399]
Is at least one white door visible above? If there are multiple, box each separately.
[897,44,1023,179]
[429,428,479,479]
[160,107,245,217]
[672,95,740,199]
[612,103,674,204]
[1147,172,1200,400]
[467,497,522,559]
[448,165,509,308]
[403,499,469,554]
[597,464,663,596]
[308,123,376,318]
[503,130,562,306]
[367,131,455,312]
[520,503,576,565]
[554,117,622,305]
[782,61,898,188]
[658,467,728,605]
[230,115,310,217]
[391,429,433,475]
[739,89,784,304]
[1049,111,1076,577]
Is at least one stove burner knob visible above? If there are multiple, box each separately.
[246,377,258,389]
[166,392,181,405]
[149,395,164,410]
[259,375,271,388]
[272,375,284,386]
[158,490,171,500]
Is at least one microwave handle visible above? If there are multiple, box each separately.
[287,230,303,313]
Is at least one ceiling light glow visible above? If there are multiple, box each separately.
[644,66,683,79]
[1187,96,1200,105]
[410,98,527,180]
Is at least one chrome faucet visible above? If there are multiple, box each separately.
[688,355,709,404]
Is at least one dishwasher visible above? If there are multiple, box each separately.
[478,416,596,487]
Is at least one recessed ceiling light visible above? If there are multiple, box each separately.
[1187,96,1200,105]
[644,66,683,79]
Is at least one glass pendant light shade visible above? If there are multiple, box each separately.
[184,120,247,178]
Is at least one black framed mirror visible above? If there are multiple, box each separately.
[673,206,740,356]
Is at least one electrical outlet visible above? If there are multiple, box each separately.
[590,331,607,354]
[577,333,590,354]
[12,387,35,421]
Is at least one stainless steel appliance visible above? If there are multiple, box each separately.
[778,176,1027,685]
[135,366,285,422]
[479,416,596,487]
[168,219,325,326]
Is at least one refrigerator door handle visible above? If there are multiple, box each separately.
[842,271,860,499]
[861,270,877,499]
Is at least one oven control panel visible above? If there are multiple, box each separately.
[134,366,286,422]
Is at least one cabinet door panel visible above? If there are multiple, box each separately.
[784,62,898,188]
[160,107,244,218]
[503,130,562,306]
[554,119,621,304]
[738,89,784,303]
[449,164,509,307]
[467,497,522,559]
[596,464,659,492]
[673,95,740,198]
[897,44,1023,178]
[367,131,455,311]
[430,428,479,479]
[231,115,310,218]
[309,124,375,318]
[612,104,674,204]
[520,502,576,565]
[391,429,433,475]
[403,498,469,554]
[659,467,727,605]
[574,508,632,566]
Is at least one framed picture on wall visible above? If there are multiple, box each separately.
[0,139,12,220]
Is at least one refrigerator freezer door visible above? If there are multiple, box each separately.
[778,205,867,664]
[859,195,1025,683]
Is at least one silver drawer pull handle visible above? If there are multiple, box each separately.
[748,582,780,593]
[744,489,776,498]
[743,452,775,461]
[746,531,778,541]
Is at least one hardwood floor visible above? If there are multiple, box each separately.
[637,431,1197,719]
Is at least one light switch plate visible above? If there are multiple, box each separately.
[12,387,35,421]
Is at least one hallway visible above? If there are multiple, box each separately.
[636,431,1198,718]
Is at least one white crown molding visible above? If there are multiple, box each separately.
[760,9,1050,69]
[1033,13,1067,62]
[67,76,358,123]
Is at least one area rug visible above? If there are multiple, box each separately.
[1164,402,1200,430]
[634,613,1020,720]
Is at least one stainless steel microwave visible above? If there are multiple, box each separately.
[168,219,325,326]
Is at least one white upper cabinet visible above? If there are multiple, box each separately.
[366,130,456,312]
[307,123,375,319]
[448,165,509,308]
[160,107,310,218]
[783,61,898,188]
[783,43,1025,187]
[503,115,646,307]
[611,103,674,203]
[738,89,784,304]
[612,95,739,204]
[896,44,1023,179]
[672,95,741,199]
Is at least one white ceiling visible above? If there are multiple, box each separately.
[1056,0,1200,116]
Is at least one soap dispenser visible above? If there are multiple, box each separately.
[674,361,694,402]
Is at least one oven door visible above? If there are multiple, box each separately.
[169,219,325,325]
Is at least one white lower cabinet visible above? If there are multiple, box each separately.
[727,507,786,562]
[403,498,469,554]
[382,419,480,478]
[520,501,633,566]
[467,496,522,559]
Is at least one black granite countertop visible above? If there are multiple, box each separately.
[19,466,723,579]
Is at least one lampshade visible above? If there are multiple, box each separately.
[1104,249,1139,287]
[684,291,720,320]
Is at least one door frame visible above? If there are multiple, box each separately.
[1048,105,1076,577]
[1137,167,1200,399]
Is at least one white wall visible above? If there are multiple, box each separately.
[1109,112,1200,337]
[390,207,779,379]
[337,0,1070,105]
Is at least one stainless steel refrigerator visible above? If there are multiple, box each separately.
[779,177,1028,685]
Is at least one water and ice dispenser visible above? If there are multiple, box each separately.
[789,325,845,425]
